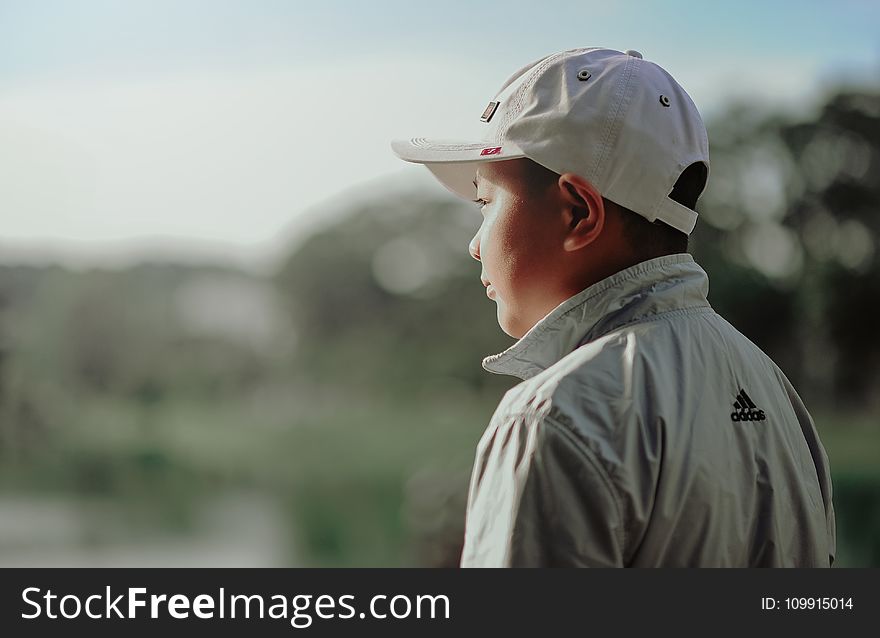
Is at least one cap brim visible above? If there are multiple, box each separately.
[391,137,525,200]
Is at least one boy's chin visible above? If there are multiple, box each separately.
[496,303,530,340]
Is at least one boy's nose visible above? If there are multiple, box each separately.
[468,233,481,261]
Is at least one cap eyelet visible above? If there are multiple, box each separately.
[659,95,671,107]
[577,69,591,81]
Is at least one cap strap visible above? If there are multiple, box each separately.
[655,198,698,235]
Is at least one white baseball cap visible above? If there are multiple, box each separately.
[391,47,710,234]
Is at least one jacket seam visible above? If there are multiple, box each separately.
[564,306,714,364]
[582,304,715,346]
[542,413,628,556]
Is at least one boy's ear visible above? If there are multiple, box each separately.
[557,174,605,251]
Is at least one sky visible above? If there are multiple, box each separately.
[1,0,878,271]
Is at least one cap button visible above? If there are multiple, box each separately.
[625,49,643,59]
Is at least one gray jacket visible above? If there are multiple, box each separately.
[460,254,836,567]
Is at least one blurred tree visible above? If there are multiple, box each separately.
[275,198,516,398]
[693,90,880,406]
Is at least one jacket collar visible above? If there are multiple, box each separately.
[481,253,711,380]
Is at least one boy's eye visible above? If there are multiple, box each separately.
[472,198,488,210]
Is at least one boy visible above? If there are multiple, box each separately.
[391,47,836,567]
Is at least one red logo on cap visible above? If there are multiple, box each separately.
[480,146,502,156]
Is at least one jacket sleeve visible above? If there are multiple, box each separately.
[508,414,626,567]
[461,410,626,567]
[777,370,837,567]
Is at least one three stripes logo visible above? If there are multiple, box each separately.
[731,388,766,422]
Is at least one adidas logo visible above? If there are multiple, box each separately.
[731,388,766,422]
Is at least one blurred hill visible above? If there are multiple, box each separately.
[1,88,879,566]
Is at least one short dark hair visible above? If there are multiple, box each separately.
[519,158,708,259]
[611,161,708,258]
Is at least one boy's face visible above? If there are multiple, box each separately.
[469,159,570,338]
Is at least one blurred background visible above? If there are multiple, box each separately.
[1,0,878,567]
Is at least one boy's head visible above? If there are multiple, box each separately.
[391,47,709,337]
[467,157,706,337]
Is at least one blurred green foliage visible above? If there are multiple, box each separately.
[1,89,878,566]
